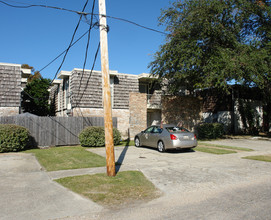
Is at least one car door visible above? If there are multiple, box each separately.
[141,126,154,146]
[148,126,163,148]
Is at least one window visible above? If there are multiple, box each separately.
[144,126,154,133]
[139,83,149,94]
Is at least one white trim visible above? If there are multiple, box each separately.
[21,68,31,75]
[57,71,72,79]
[0,62,21,67]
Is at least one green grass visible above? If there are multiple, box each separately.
[116,140,135,147]
[199,142,253,151]
[243,155,271,162]
[24,146,106,171]
[55,171,161,207]
[195,146,237,154]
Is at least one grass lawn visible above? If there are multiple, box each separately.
[195,146,237,154]
[55,171,161,208]
[116,139,135,147]
[243,155,271,162]
[198,142,254,151]
[24,146,106,171]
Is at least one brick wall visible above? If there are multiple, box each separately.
[129,92,147,138]
[161,96,203,131]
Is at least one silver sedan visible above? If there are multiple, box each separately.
[134,125,197,152]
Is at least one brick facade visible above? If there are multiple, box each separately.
[161,96,203,131]
[129,92,147,138]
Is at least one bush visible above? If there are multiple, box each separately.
[197,123,224,140]
[0,124,30,153]
[79,126,121,147]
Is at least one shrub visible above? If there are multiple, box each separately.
[197,123,224,140]
[0,124,30,153]
[79,126,121,147]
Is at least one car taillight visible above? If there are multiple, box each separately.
[194,134,197,140]
[170,134,178,140]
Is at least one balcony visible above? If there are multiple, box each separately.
[147,92,162,109]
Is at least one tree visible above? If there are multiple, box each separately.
[21,78,53,116]
[150,0,270,92]
[149,0,271,132]
[21,64,42,83]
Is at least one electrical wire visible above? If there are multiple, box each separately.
[105,15,167,35]
[73,0,97,121]
[0,0,168,35]
[39,30,89,73]
[0,0,87,15]
[74,0,99,108]
[50,0,90,84]
[81,0,96,76]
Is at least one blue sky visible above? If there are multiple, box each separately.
[0,0,171,79]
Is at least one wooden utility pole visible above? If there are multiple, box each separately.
[98,0,116,176]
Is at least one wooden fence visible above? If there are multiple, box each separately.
[0,116,117,147]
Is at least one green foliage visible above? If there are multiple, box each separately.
[21,78,53,116]
[149,0,271,94]
[0,124,30,153]
[197,123,224,140]
[237,99,261,135]
[79,126,121,147]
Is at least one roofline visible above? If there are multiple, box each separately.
[0,62,21,67]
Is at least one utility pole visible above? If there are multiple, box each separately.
[98,0,116,177]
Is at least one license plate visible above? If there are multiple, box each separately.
[183,136,189,140]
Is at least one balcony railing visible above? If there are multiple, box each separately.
[147,92,162,109]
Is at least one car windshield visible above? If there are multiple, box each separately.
[165,127,189,133]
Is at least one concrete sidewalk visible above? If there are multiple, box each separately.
[0,153,103,220]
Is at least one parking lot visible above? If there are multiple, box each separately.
[89,139,271,195]
[1,138,270,220]
[91,138,271,220]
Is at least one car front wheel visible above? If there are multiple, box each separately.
[135,137,141,147]
[157,141,165,152]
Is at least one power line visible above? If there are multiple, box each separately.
[0,0,168,35]
[50,0,90,84]
[82,0,96,75]
[0,0,87,15]
[105,15,167,35]
[39,22,99,74]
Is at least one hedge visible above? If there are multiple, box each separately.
[79,126,121,147]
[0,124,30,153]
[197,123,224,140]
